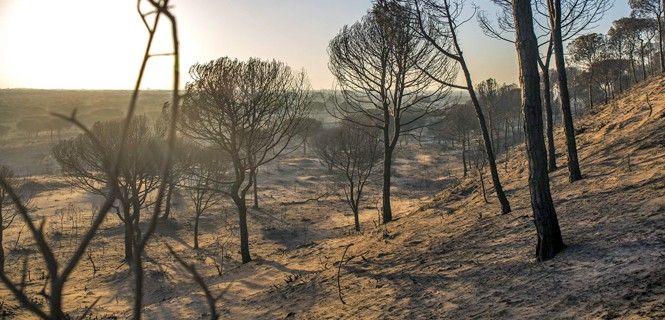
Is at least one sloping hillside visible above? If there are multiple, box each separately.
[3,77,663,320]
[214,77,665,319]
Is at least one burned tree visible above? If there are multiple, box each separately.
[314,128,338,172]
[609,17,651,84]
[512,0,566,261]
[53,117,163,262]
[314,123,382,231]
[611,18,658,81]
[545,0,609,181]
[495,83,523,153]
[0,166,33,273]
[630,0,665,73]
[181,146,229,250]
[328,0,455,222]
[475,78,520,154]
[591,58,631,103]
[0,0,181,317]
[479,0,609,178]
[438,104,479,177]
[294,117,323,156]
[468,141,490,204]
[408,0,512,214]
[607,24,632,90]
[478,2,559,170]
[155,110,189,221]
[569,33,607,108]
[181,57,310,263]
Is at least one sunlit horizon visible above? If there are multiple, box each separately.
[0,0,629,90]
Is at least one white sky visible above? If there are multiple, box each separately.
[0,0,630,90]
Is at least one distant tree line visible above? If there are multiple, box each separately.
[568,0,665,108]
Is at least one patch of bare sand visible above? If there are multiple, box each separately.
[226,77,665,319]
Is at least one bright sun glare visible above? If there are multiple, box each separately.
[0,0,174,89]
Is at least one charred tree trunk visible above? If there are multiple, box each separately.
[123,206,134,262]
[658,15,664,73]
[229,152,252,264]
[488,111,496,149]
[460,62,512,214]
[518,113,524,143]
[131,245,144,320]
[550,0,583,182]
[427,10,513,213]
[503,119,509,155]
[641,42,647,81]
[162,183,175,220]
[130,212,145,320]
[382,143,393,223]
[49,282,66,320]
[511,121,516,145]
[541,67,557,172]
[252,170,259,209]
[462,136,468,177]
[604,81,609,104]
[194,210,201,250]
[353,206,361,232]
[131,200,142,241]
[233,194,251,263]
[587,73,594,108]
[514,0,566,261]
[631,55,638,84]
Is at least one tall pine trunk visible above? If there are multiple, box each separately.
[353,206,360,232]
[132,245,144,320]
[641,43,647,81]
[382,143,393,223]
[488,111,495,148]
[233,194,251,263]
[123,206,134,262]
[462,136,468,177]
[631,54,638,84]
[440,16,512,214]
[252,170,259,209]
[162,183,174,220]
[658,14,664,73]
[587,73,594,108]
[514,0,566,261]
[503,119,509,156]
[231,154,252,264]
[460,62,511,214]
[550,0,583,182]
[194,209,201,250]
[541,67,557,172]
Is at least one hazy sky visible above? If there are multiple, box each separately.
[0,0,630,90]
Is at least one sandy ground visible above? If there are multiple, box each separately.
[0,77,664,319]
